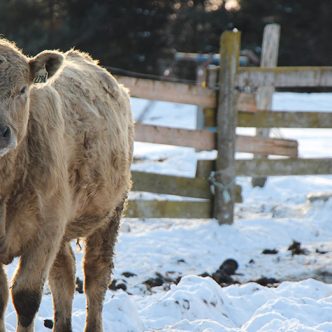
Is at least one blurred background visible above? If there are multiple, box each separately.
[0,0,330,80]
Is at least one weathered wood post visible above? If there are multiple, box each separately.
[204,65,218,128]
[196,63,206,131]
[252,24,281,187]
[213,30,241,225]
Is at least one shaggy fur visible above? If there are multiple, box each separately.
[0,39,133,332]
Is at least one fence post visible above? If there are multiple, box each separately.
[214,30,241,225]
[196,63,206,130]
[252,24,281,187]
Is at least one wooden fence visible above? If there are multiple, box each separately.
[201,29,332,224]
[118,26,332,223]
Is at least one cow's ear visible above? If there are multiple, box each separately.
[29,51,64,83]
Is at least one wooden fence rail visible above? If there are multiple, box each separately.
[116,75,256,112]
[127,200,211,219]
[237,67,332,88]
[201,110,332,128]
[238,111,332,128]
[131,170,211,199]
[236,158,332,176]
[208,66,332,88]
[135,123,298,157]
[196,158,332,177]
[116,75,215,107]
[131,170,242,201]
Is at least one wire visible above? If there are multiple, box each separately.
[104,65,199,85]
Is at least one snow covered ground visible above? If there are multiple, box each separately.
[3,93,332,331]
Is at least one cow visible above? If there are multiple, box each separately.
[0,38,133,332]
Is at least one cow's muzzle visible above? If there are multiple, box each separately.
[0,125,17,157]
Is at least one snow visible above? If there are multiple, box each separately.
[3,92,332,331]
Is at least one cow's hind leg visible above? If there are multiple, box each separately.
[0,264,8,332]
[83,203,123,332]
[49,242,75,332]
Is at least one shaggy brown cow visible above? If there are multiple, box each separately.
[0,39,133,332]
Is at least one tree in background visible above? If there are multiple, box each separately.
[0,0,176,74]
[0,0,177,74]
[236,0,332,66]
[1,0,332,74]
[0,0,49,55]
[61,0,176,74]
[170,0,233,54]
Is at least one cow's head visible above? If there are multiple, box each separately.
[0,39,63,157]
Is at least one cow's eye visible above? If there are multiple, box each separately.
[19,86,27,95]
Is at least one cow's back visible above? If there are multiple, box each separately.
[52,50,133,237]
